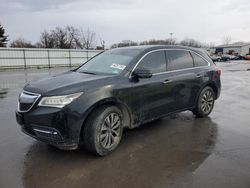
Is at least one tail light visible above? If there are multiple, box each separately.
[216,69,221,76]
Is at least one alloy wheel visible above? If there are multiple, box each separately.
[99,113,121,149]
[201,90,214,113]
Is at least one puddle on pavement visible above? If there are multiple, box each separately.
[22,112,218,188]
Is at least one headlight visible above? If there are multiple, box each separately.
[38,92,83,108]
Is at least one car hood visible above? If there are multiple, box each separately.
[24,71,114,95]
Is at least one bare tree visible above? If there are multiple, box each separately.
[111,38,179,48]
[140,38,176,45]
[39,28,68,48]
[76,28,96,49]
[39,30,55,48]
[180,38,202,48]
[95,36,105,50]
[51,27,69,48]
[10,38,36,48]
[222,36,232,45]
[111,40,138,48]
[39,26,79,49]
[66,25,79,48]
[99,36,105,49]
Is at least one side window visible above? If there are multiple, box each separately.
[191,52,208,67]
[136,51,166,74]
[165,50,194,71]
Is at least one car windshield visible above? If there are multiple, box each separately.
[77,48,141,75]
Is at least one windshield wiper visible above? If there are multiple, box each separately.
[79,71,96,75]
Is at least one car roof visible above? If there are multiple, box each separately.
[109,45,213,68]
[115,45,204,54]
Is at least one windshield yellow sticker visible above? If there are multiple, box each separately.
[110,64,126,70]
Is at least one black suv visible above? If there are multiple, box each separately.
[16,45,221,156]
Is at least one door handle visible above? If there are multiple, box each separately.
[196,74,202,78]
[162,79,173,84]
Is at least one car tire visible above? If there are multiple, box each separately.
[192,86,215,118]
[83,105,123,156]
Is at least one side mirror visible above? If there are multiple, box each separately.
[132,68,152,79]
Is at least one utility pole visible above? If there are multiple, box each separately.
[170,33,174,45]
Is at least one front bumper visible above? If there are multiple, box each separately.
[15,106,83,150]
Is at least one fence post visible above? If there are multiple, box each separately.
[69,50,72,67]
[22,49,27,69]
[47,49,51,68]
[86,50,89,61]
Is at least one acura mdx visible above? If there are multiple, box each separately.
[16,45,221,156]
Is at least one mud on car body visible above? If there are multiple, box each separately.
[16,45,221,156]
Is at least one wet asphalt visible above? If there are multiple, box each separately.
[0,62,250,188]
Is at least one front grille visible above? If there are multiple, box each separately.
[19,103,33,111]
[18,91,41,112]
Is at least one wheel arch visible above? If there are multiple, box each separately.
[205,82,219,99]
[79,98,132,144]
[194,82,219,108]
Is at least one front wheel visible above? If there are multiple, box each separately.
[192,86,215,118]
[83,105,123,156]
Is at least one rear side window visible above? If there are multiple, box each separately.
[191,52,208,67]
[136,51,166,74]
[165,50,193,71]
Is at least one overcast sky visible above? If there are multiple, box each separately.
[1,0,250,46]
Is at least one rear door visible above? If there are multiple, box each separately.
[165,50,199,111]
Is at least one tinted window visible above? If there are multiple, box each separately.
[136,51,166,74]
[191,52,208,67]
[166,50,193,71]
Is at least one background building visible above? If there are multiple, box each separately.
[209,43,250,55]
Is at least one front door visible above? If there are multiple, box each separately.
[129,50,175,123]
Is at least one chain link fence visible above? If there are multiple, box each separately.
[0,48,103,69]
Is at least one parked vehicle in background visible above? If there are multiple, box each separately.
[235,54,246,60]
[211,55,222,62]
[221,54,236,61]
[245,55,250,60]
[15,45,221,156]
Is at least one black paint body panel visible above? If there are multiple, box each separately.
[16,45,221,149]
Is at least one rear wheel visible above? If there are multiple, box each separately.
[83,105,123,156]
[193,86,215,118]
